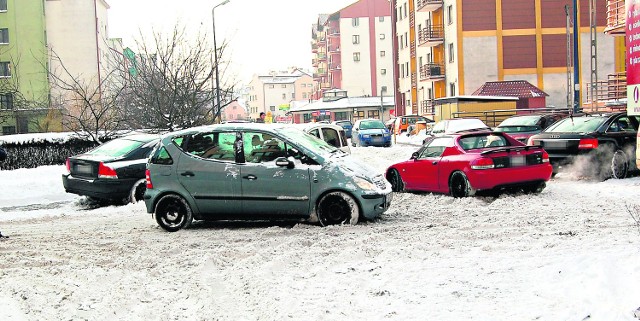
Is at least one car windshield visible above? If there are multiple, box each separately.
[359,120,386,130]
[276,127,338,156]
[544,116,606,133]
[494,125,540,133]
[86,138,144,157]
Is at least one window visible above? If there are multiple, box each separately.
[379,33,385,40]
[282,93,286,99]
[419,137,454,159]
[352,35,360,44]
[448,43,455,63]
[0,61,10,77]
[270,106,276,111]
[0,0,6,11]
[353,52,360,62]
[399,35,403,49]
[380,50,386,57]
[450,82,456,96]
[367,110,380,119]
[2,126,16,135]
[447,5,453,25]
[352,17,359,27]
[281,84,286,88]
[0,28,7,44]
[269,84,274,89]
[403,3,407,18]
[303,93,308,99]
[291,93,295,99]
[379,16,385,22]
[381,69,386,75]
[334,111,348,121]
[404,32,408,47]
[243,132,288,163]
[0,93,12,109]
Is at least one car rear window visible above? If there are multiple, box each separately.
[458,134,510,150]
[494,125,540,133]
[545,116,606,133]
[86,139,144,158]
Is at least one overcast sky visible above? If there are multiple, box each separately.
[106,0,355,83]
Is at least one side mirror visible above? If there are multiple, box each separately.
[275,157,295,169]
[411,152,419,160]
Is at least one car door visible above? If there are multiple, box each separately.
[240,131,311,218]
[402,137,452,192]
[176,131,243,216]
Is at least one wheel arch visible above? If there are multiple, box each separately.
[151,190,200,218]
[314,188,363,219]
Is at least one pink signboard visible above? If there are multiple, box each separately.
[628,0,640,114]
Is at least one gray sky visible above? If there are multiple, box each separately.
[106,0,355,83]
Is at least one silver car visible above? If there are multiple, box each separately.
[143,123,392,232]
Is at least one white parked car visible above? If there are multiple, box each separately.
[421,118,490,144]
[290,123,351,154]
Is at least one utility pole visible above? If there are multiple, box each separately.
[566,5,573,110]
[573,0,581,113]
[589,0,598,111]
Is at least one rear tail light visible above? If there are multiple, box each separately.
[471,157,495,170]
[65,158,71,173]
[578,138,598,150]
[542,152,550,163]
[145,169,153,189]
[98,162,118,179]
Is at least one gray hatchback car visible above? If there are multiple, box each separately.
[144,123,393,232]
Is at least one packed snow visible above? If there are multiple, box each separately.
[1,142,640,320]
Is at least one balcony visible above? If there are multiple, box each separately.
[583,72,627,111]
[317,52,327,60]
[420,100,435,115]
[416,0,443,12]
[321,82,331,89]
[418,25,444,47]
[328,29,340,37]
[312,44,318,53]
[604,0,625,36]
[419,63,445,82]
[312,59,319,67]
[329,46,340,54]
[329,63,341,71]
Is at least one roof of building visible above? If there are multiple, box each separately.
[434,95,519,105]
[472,80,549,98]
[290,96,394,112]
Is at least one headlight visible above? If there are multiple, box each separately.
[383,133,390,137]
[362,134,371,139]
[353,176,377,190]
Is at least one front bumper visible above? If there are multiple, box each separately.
[358,191,393,219]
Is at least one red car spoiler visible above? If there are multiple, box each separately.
[480,145,544,156]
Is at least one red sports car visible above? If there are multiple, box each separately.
[386,130,553,197]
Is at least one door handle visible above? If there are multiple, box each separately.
[180,171,195,177]
[432,161,438,165]
[243,175,257,180]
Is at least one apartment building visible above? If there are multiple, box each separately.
[245,69,315,123]
[0,0,50,134]
[393,0,623,117]
[46,0,112,121]
[312,0,393,99]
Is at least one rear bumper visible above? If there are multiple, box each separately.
[466,164,552,191]
[62,174,137,200]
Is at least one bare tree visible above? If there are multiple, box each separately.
[121,25,237,132]
[47,47,129,144]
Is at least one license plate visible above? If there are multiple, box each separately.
[372,137,382,142]
[74,164,93,174]
[543,140,567,148]
[511,155,525,167]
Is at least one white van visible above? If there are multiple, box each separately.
[291,123,351,154]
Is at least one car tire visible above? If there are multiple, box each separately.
[387,169,404,192]
[154,194,193,232]
[449,171,475,198]
[316,191,359,226]
[124,179,146,204]
[610,149,628,179]
[523,181,546,194]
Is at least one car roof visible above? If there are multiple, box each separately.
[118,133,160,142]
[288,123,345,132]
[162,123,290,138]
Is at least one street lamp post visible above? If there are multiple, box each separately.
[212,0,230,123]
[380,86,386,121]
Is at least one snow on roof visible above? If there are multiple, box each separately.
[472,80,549,98]
[290,96,394,112]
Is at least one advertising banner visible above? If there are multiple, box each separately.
[628,0,640,115]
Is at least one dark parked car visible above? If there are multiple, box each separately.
[62,134,160,204]
[494,113,569,143]
[332,120,353,138]
[527,112,639,179]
